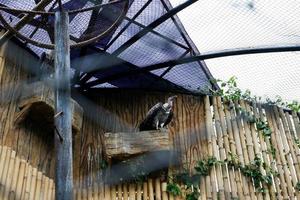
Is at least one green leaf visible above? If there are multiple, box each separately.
[166,183,182,196]
[296,182,300,192]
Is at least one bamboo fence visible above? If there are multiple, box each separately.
[0,96,300,199]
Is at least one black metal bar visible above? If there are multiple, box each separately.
[160,0,218,90]
[58,0,63,11]
[0,0,53,47]
[159,0,193,50]
[105,0,153,50]
[124,16,189,50]
[54,11,73,200]
[112,0,198,56]
[83,45,300,88]
[79,0,152,84]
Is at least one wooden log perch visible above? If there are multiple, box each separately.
[103,130,169,159]
[14,81,83,134]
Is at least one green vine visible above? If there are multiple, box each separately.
[295,182,300,192]
[294,138,300,149]
[167,155,278,199]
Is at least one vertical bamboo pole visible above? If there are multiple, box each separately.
[0,148,12,198]
[137,183,143,200]
[88,185,92,199]
[129,183,136,200]
[212,97,225,199]
[285,112,300,179]
[29,167,38,200]
[143,181,148,200]
[241,101,264,200]
[230,102,251,199]
[76,187,81,200]
[8,152,20,199]
[271,106,296,197]
[224,103,244,200]
[123,184,128,200]
[34,172,43,199]
[204,96,217,199]
[278,108,300,199]
[21,163,31,199]
[117,184,123,200]
[111,185,116,200]
[155,178,161,200]
[291,111,300,138]
[44,177,50,200]
[212,97,227,200]
[82,188,88,200]
[93,183,99,200]
[4,150,16,199]
[54,10,73,200]
[234,101,256,200]
[252,102,275,199]
[161,182,168,200]
[264,105,289,199]
[148,179,154,200]
[105,184,111,200]
[217,97,238,199]
[16,160,26,200]
[40,175,46,199]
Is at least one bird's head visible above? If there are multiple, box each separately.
[167,95,177,107]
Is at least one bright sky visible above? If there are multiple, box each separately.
[170,0,300,102]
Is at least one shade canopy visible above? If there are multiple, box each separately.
[0,0,215,94]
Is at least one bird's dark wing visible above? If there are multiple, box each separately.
[139,102,163,131]
[163,110,173,127]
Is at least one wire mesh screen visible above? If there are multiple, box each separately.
[0,0,215,93]
[169,0,300,101]
[0,0,128,51]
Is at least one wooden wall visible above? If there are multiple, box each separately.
[0,40,207,190]
[74,91,206,188]
[1,40,300,199]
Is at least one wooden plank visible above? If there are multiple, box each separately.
[54,11,73,200]
[104,130,169,159]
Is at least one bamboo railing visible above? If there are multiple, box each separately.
[1,96,300,199]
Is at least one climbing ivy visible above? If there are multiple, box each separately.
[295,182,300,192]
[167,154,278,199]
[166,183,181,196]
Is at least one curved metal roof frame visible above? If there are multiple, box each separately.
[4,0,299,95]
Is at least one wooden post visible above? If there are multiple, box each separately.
[54,11,73,200]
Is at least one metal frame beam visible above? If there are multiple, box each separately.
[0,0,53,47]
[112,0,198,56]
[105,0,153,50]
[82,45,300,88]
[80,0,197,86]
[124,16,189,50]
